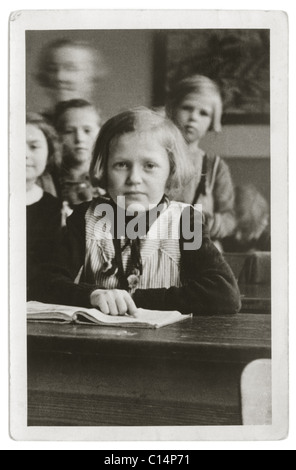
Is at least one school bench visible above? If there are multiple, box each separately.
[224,252,271,314]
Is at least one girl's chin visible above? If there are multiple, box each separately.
[115,200,148,214]
[184,133,200,144]
[68,153,90,164]
[26,170,37,180]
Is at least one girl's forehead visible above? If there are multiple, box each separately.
[109,131,167,155]
[26,123,46,140]
[181,92,216,108]
[50,46,93,64]
[61,107,99,123]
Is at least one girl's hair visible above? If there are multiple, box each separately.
[26,112,62,169]
[36,38,107,88]
[53,99,101,132]
[234,184,269,238]
[166,74,223,132]
[89,107,192,199]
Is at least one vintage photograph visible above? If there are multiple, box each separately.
[9,10,288,441]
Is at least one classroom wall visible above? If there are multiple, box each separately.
[26,29,270,204]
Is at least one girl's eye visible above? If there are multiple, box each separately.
[114,162,129,169]
[181,105,192,112]
[200,109,211,117]
[65,65,79,72]
[145,163,157,170]
[46,65,58,73]
[83,128,91,135]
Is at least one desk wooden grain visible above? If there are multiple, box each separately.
[27,315,271,427]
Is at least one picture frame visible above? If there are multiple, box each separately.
[153,29,270,125]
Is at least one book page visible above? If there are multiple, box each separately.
[77,307,189,327]
[27,301,81,319]
[27,301,189,328]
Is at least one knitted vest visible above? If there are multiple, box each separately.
[82,199,190,290]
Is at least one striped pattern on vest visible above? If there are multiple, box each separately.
[83,198,190,290]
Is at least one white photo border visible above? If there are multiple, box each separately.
[9,9,288,441]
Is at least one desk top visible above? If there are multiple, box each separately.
[27,314,271,364]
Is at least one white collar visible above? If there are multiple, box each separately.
[26,185,44,206]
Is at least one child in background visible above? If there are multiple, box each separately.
[36,38,107,114]
[26,113,62,299]
[52,99,101,209]
[32,108,240,316]
[222,184,271,253]
[166,74,236,243]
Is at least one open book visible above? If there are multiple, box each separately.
[27,301,192,329]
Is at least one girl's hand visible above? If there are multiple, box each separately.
[90,289,138,317]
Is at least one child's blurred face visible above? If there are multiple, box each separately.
[107,132,170,212]
[174,92,213,144]
[46,46,95,102]
[60,107,100,165]
[26,124,49,184]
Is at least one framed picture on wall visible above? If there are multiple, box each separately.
[153,29,270,125]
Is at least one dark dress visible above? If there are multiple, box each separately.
[31,198,241,315]
[26,192,62,300]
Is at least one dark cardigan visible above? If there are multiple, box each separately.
[27,192,62,300]
[30,200,241,315]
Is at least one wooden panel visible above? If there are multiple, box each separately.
[27,352,243,426]
[28,391,241,427]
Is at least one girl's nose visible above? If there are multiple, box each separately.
[127,165,143,185]
[26,145,33,160]
[190,109,200,122]
[75,129,85,143]
[55,67,68,84]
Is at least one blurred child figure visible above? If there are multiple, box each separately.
[36,38,107,113]
[26,113,62,299]
[222,184,270,253]
[32,107,240,316]
[52,99,101,210]
[166,74,236,243]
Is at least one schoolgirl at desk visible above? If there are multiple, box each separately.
[32,108,241,316]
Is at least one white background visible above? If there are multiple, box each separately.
[2,0,295,450]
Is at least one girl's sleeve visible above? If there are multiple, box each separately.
[133,207,241,315]
[29,202,98,307]
[210,158,236,239]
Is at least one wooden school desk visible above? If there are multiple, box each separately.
[27,314,271,427]
[239,283,271,314]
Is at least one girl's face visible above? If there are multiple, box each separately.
[174,92,213,144]
[107,132,171,212]
[45,46,95,102]
[26,124,49,184]
[60,107,100,165]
